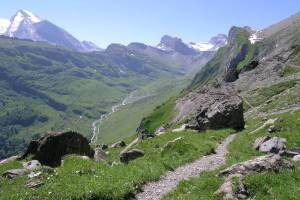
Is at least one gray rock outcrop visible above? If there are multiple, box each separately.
[175,86,244,131]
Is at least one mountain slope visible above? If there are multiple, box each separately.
[0,36,182,159]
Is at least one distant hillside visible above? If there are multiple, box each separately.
[0,36,182,159]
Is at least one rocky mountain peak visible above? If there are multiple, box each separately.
[157,35,197,55]
[7,9,42,37]
[209,34,228,47]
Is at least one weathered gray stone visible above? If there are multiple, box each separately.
[259,137,286,153]
[253,136,270,150]
[292,155,300,162]
[26,180,44,188]
[175,86,244,132]
[0,156,19,165]
[217,154,293,199]
[94,148,107,162]
[2,169,28,179]
[22,160,41,171]
[111,140,126,148]
[28,171,42,179]
[220,154,293,177]
[120,149,144,164]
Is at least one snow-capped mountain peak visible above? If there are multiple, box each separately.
[7,9,42,37]
[0,18,10,34]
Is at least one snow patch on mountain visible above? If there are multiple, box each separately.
[189,42,215,51]
[0,18,10,34]
[249,30,263,44]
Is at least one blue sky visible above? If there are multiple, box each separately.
[0,0,300,48]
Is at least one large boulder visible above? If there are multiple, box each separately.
[175,86,244,131]
[120,149,144,164]
[23,131,94,167]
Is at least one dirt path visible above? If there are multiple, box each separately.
[135,134,236,200]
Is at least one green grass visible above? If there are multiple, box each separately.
[246,80,297,108]
[258,83,300,113]
[141,96,177,135]
[282,66,300,77]
[0,129,230,200]
[244,167,300,200]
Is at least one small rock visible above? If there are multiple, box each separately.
[292,155,300,162]
[111,141,126,148]
[2,169,28,179]
[23,160,41,171]
[259,137,286,153]
[285,148,300,157]
[172,124,187,133]
[28,171,42,179]
[268,125,279,133]
[101,144,108,150]
[120,149,144,164]
[0,156,19,165]
[94,148,107,162]
[253,136,270,150]
[26,180,44,188]
[79,156,90,160]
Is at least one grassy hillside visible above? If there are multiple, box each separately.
[0,36,182,159]
[96,76,190,144]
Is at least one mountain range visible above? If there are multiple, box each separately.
[0,10,227,64]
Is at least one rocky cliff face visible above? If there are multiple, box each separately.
[175,12,300,133]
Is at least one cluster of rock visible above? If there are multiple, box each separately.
[174,85,245,131]
[216,132,300,199]
[216,154,293,199]
[2,159,44,188]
